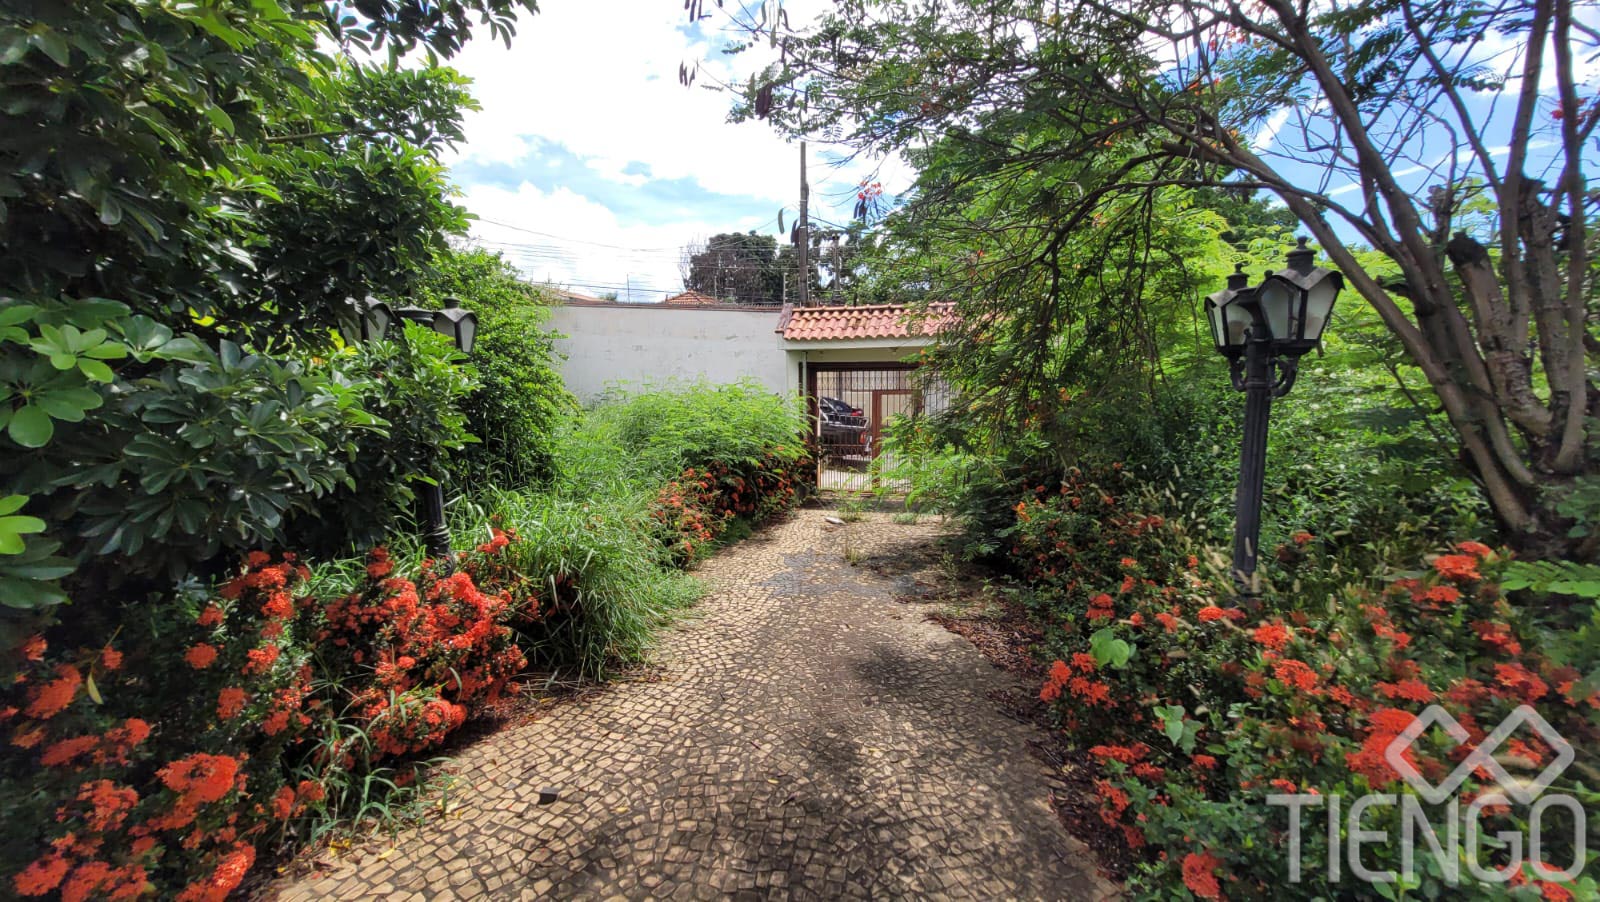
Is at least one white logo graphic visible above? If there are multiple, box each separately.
[1384,704,1575,805]
[1269,704,1587,886]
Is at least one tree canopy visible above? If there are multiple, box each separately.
[735,0,1599,556]
[682,231,788,304]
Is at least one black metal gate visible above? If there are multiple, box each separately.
[806,363,949,491]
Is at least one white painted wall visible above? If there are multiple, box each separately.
[548,304,789,402]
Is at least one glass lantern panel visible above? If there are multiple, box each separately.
[1301,276,1339,344]
[1204,297,1227,349]
[1258,278,1296,341]
[1223,299,1253,347]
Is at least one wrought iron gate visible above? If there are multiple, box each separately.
[806,363,949,492]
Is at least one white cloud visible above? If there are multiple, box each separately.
[1251,109,1292,153]
[446,0,840,205]
[461,181,773,301]
[439,0,914,293]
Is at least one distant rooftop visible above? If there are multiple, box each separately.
[778,303,955,342]
[544,286,611,305]
[662,290,723,306]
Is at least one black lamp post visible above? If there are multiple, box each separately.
[345,295,479,563]
[1205,238,1343,596]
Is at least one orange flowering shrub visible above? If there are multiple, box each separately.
[1,531,538,900]
[648,448,812,563]
[1010,476,1598,898]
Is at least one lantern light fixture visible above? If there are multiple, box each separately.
[1256,237,1343,355]
[346,295,478,565]
[395,297,479,355]
[1204,264,1257,360]
[341,295,396,344]
[1205,238,1344,600]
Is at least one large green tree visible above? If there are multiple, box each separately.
[735,0,1598,559]
[0,0,538,615]
[683,231,786,303]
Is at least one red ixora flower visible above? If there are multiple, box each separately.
[216,687,248,720]
[13,854,70,897]
[1377,679,1436,703]
[175,841,255,902]
[1419,585,1462,607]
[1432,554,1482,583]
[366,546,394,580]
[1346,707,1417,787]
[183,644,218,670]
[158,753,241,807]
[1252,622,1293,650]
[242,644,280,675]
[21,634,46,661]
[1090,744,1146,764]
[1494,662,1549,702]
[1181,851,1225,899]
[24,665,81,719]
[1272,658,1320,693]
[1456,540,1493,559]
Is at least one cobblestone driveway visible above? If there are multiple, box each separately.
[271,510,1114,900]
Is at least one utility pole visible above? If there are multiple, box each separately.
[797,141,810,307]
[830,235,843,303]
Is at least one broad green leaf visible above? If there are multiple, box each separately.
[203,104,235,135]
[0,305,38,327]
[77,359,115,383]
[0,576,68,609]
[7,405,53,447]
[30,31,69,66]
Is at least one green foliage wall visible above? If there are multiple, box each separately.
[0,0,533,634]
[418,248,575,487]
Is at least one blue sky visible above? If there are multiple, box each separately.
[441,0,889,301]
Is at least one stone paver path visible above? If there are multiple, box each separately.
[272,510,1113,900]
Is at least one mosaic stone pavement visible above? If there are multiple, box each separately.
[270,510,1116,901]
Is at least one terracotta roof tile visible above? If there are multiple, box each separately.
[781,303,955,341]
[663,290,724,305]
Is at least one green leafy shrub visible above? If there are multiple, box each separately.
[648,449,813,564]
[944,369,1487,569]
[458,381,813,678]
[0,0,523,634]
[418,248,576,487]
[287,325,479,555]
[1,315,476,636]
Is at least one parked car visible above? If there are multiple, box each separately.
[818,397,871,457]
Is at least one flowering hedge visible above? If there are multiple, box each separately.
[649,446,813,564]
[1,531,534,900]
[1005,469,1599,899]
